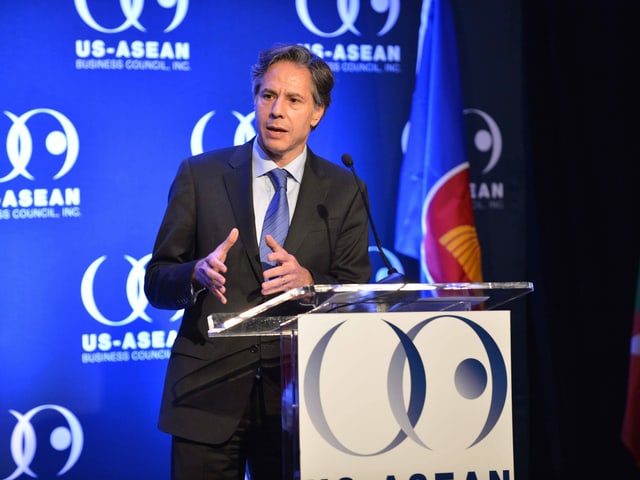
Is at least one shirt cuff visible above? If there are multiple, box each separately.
[190,283,206,305]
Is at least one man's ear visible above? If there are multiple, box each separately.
[311,105,326,129]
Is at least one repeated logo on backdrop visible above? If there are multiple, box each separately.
[73,0,192,72]
[79,254,179,364]
[2,405,84,480]
[190,111,257,155]
[400,107,506,215]
[0,108,82,221]
[297,0,403,74]
[464,108,505,210]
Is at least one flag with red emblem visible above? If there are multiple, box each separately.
[622,264,640,468]
[394,0,482,283]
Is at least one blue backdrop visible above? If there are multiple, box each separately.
[0,1,525,478]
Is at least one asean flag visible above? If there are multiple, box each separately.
[395,0,482,283]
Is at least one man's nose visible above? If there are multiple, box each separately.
[270,97,284,117]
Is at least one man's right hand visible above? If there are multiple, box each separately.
[192,228,239,304]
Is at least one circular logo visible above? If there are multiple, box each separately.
[296,0,400,38]
[74,0,189,33]
[190,110,256,155]
[403,109,503,176]
[2,109,79,183]
[463,108,502,175]
[4,405,83,480]
[303,314,508,455]
[81,254,181,326]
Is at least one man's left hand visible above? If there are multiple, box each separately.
[261,234,313,296]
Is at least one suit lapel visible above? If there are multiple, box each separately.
[223,142,262,280]
[285,150,330,256]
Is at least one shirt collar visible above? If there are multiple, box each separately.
[252,139,306,184]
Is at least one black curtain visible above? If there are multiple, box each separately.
[524,0,640,477]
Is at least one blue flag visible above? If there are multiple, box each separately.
[394,0,482,283]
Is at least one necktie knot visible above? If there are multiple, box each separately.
[269,168,288,191]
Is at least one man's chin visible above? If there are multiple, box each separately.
[259,139,287,159]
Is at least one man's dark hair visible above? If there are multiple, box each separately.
[251,44,334,111]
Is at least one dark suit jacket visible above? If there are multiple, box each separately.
[144,139,371,444]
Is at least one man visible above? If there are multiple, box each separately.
[144,44,371,479]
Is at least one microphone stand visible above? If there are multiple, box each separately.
[341,153,411,284]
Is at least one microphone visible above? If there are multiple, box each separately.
[341,153,409,283]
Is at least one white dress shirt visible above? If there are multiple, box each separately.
[252,141,306,244]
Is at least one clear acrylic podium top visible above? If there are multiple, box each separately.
[207,282,533,337]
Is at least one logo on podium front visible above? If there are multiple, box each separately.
[297,311,513,479]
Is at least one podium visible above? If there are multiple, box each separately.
[207,282,533,480]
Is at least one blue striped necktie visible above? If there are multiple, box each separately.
[259,168,289,270]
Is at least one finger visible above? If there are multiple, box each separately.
[262,264,285,281]
[206,253,228,274]
[208,271,227,290]
[264,252,287,270]
[261,278,286,296]
[197,257,227,287]
[209,286,228,305]
[215,228,239,261]
[264,234,285,253]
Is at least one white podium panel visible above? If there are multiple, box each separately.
[297,311,513,480]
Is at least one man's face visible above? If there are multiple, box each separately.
[255,60,325,166]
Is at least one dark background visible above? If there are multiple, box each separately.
[522,0,639,478]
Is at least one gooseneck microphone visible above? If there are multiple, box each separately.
[341,153,408,283]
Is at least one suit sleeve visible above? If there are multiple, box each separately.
[144,159,199,310]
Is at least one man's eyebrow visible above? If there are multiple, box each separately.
[260,87,307,99]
